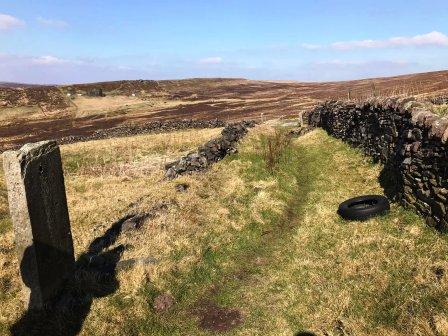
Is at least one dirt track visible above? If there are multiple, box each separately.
[1,70,448,151]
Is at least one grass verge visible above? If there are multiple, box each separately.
[119,128,448,336]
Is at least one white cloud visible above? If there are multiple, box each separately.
[314,60,365,66]
[0,52,442,84]
[198,57,223,64]
[32,55,72,65]
[37,17,68,28]
[302,59,422,81]
[0,14,25,31]
[301,31,448,51]
[117,65,134,70]
[332,31,448,50]
[300,43,322,50]
[0,53,149,84]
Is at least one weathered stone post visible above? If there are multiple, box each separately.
[3,141,75,310]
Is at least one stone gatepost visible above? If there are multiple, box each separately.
[3,141,75,310]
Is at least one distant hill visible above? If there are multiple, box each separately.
[0,82,47,88]
[2,70,448,151]
[1,69,448,117]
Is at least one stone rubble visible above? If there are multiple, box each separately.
[165,120,256,179]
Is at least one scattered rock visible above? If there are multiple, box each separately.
[175,183,189,192]
[122,200,174,233]
[121,216,144,233]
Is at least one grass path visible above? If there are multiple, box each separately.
[220,130,448,335]
[137,129,448,336]
[1,128,448,336]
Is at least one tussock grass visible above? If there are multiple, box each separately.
[431,103,448,117]
[258,128,292,173]
[1,126,448,335]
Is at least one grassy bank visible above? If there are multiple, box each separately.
[1,127,448,335]
[125,128,448,336]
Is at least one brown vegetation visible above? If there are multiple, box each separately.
[2,70,448,152]
[259,128,293,173]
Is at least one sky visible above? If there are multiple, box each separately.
[1,0,448,84]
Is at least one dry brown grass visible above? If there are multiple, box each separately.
[1,126,448,335]
[258,128,292,173]
[71,96,184,118]
[0,106,43,124]
[0,127,224,334]
[61,128,223,252]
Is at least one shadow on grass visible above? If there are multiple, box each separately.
[9,215,134,336]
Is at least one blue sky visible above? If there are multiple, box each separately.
[1,0,448,84]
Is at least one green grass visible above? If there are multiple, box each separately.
[431,103,448,117]
[2,128,448,336]
[120,129,448,335]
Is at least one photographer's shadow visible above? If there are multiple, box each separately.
[10,215,132,336]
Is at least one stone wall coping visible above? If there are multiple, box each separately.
[317,97,447,142]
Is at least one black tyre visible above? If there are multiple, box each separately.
[338,195,390,221]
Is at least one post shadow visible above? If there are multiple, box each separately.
[10,215,134,336]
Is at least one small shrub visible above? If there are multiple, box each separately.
[259,128,292,173]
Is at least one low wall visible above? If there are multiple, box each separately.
[305,98,448,231]
[165,120,256,179]
[59,119,227,146]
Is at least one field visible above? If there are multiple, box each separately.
[2,70,448,152]
[1,125,447,336]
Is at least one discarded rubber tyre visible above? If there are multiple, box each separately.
[338,195,390,221]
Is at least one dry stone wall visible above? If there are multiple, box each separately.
[165,120,256,179]
[305,98,448,231]
[59,119,227,146]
